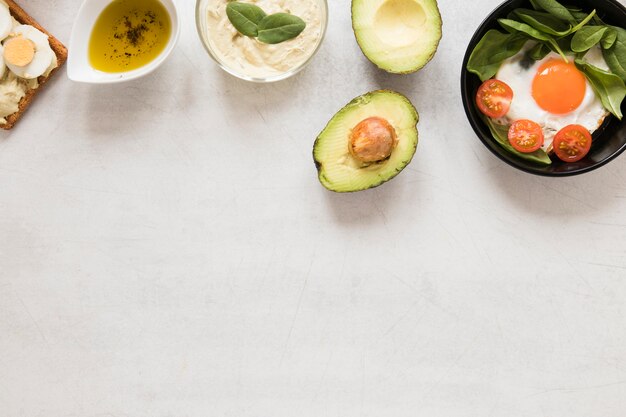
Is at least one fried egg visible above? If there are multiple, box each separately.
[495,44,609,149]
[3,25,55,79]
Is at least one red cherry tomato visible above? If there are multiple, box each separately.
[553,124,592,163]
[508,119,544,153]
[476,79,514,118]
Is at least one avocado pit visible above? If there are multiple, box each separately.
[349,117,398,163]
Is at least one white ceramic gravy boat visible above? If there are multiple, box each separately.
[67,0,180,83]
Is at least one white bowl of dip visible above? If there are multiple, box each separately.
[67,0,180,84]
[195,0,328,83]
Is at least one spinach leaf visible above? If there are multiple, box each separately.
[528,42,551,60]
[603,26,626,81]
[257,13,306,44]
[529,0,576,23]
[603,49,626,81]
[482,116,552,165]
[226,2,267,37]
[602,27,617,49]
[571,26,607,53]
[569,10,588,22]
[568,10,597,35]
[498,19,567,60]
[467,30,528,81]
[554,36,573,56]
[513,8,571,36]
[576,58,626,119]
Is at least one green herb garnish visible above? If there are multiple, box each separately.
[257,13,307,44]
[226,1,306,44]
[225,2,266,37]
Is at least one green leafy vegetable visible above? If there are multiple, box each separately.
[569,10,597,35]
[571,26,608,53]
[575,58,626,119]
[513,8,571,36]
[569,10,603,26]
[602,27,617,50]
[528,42,551,60]
[529,0,576,23]
[604,50,626,81]
[257,13,306,44]
[226,2,266,37]
[466,30,528,81]
[498,18,567,60]
[482,116,552,165]
[603,26,626,82]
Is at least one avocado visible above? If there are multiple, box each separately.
[313,90,419,193]
[352,0,442,74]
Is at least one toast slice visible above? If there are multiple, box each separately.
[1,0,67,130]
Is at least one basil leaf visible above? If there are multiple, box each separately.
[466,30,528,81]
[226,1,266,37]
[576,58,626,119]
[498,19,567,61]
[513,9,571,37]
[257,13,306,44]
[528,42,551,60]
[482,116,552,165]
[529,0,576,23]
[571,26,607,53]
[602,27,617,50]
[603,26,626,82]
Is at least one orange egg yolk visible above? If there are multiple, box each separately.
[532,59,587,115]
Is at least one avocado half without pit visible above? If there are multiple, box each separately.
[352,0,442,73]
[313,90,419,193]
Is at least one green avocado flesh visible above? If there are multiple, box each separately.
[314,90,419,193]
[352,0,442,73]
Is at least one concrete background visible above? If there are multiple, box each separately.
[1,0,625,416]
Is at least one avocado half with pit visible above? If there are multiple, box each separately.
[352,0,442,74]
[313,90,419,193]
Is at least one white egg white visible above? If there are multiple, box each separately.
[0,4,12,41]
[0,44,5,79]
[495,44,609,150]
[3,25,55,79]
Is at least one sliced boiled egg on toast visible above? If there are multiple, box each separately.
[3,25,54,79]
[0,4,12,41]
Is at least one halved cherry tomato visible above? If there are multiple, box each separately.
[553,124,592,163]
[508,119,544,153]
[476,79,514,118]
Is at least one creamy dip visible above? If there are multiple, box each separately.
[205,0,324,79]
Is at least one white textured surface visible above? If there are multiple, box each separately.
[1,0,626,416]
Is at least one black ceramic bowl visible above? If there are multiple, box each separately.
[461,0,626,176]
